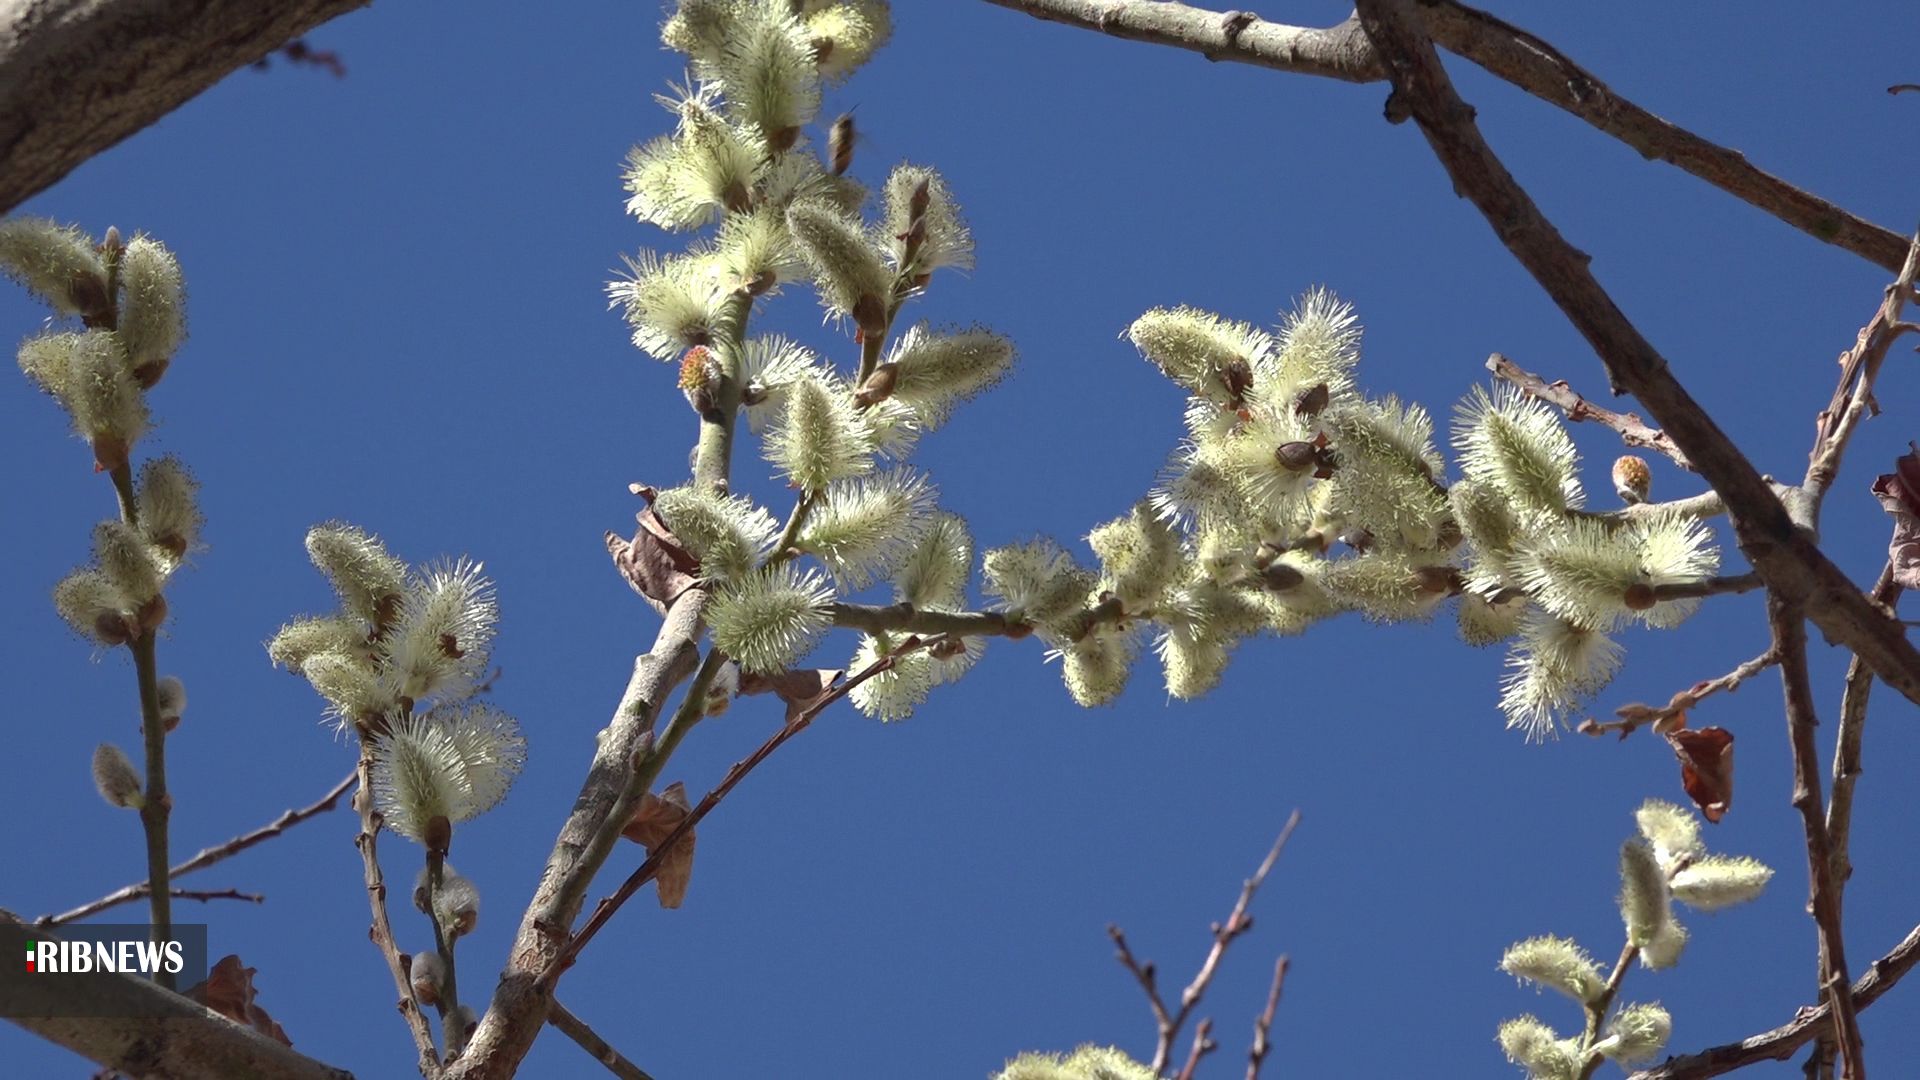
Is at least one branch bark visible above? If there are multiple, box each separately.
[979,1,1911,273]
[0,0,370,215]
[1349,0,1920,710]
[0,912,355,1080]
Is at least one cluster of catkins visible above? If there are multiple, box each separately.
[1496,800,1772,1077]
[610,0,1018,722]
[980,294,1722,738]
[0,218,197,808]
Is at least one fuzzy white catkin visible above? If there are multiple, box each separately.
[91,743,143,809]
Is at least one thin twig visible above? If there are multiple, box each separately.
[547,1000,657,1080]
[1627,921,1920,1080]
[1650,572,1764,601]
[164,887,263,906]
[1581,646,1779,738]
[38,770,356,928]
[1487,352,1690,469]
[352,745,441,1076]
[1811,565,1904,1076]
[1174,1017,1215,1080]
[829,602,1030,639]
[1113,813,1301,1075]
[1578,942,1641,1080]
[1804,229,1920,506]
[1245,955,1288,1080]
[1769,598,1865,1079]
[538,636,950,991]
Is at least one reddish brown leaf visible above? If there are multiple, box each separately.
[1872,443,1920,589]
[1666,726,1735,823]
[622,781,696,909]
[739,667,844,724]
[607,485,700,614]
[183,955,293,1047]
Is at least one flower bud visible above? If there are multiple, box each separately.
[92,743,144,809]
[407,950,445,1006]
[156,675,187,731]
[1613,455,1651,505]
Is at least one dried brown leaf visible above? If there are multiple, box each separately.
[1871,443,1920,589]
[183,954,293,1047]
[622,781,696,909]
[1667,725,1735,823]
[738,667,843,724]
[607,485,700,614]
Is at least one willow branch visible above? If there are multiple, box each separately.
[1582,645,1778,738]
[1350,0,1920,709]
[1487,352,1689,469]
[538,638,945,990]
[976,1,1382,82]
[1827,565,1902,903]
[1112,813,1300,1076]
[977,2,1909,273]
[829,602,1030,639]
[1627,922,1920,1080]
[1804,229,1920,507]
[1245,955,1288,1080]
[1174,1017,1215,1080]
[351,747,440,1076]
[1768,597,1865,1079]
[1651,572,1764,602]
[547,1000,656,1080]
[39,770,355,928]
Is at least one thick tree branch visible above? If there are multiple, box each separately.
[0,912,356,1080]
[38,769,356,928]
[1350,0,1920,710]
[1768,597,1865,1078]
[1487,352,1689,469]
[1627,921,1920,1080]
[979,1,1910,273]
[0,0,369,215]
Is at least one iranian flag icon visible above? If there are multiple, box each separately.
[25,944,35,972]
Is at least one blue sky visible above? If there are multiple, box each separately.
[3,3,1918,1077]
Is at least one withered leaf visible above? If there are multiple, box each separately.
[184,954,293,1047]
[607,485,700,614]
[1666,725,1735,823]
[1871,443,1920,589]
[739,667,843,724]
[622,781,696,909]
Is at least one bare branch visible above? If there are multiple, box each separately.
[1650,573,1765,602]
[829,602,1031,639]
[38,770,356,928]
[975,1,1910,273]
[1627,921,1920,1080]
[547,1000,656,1080]
[1349,0,1920,710]
[1768,597,1865,1078]
[0,0,371,215]
[1804,230,1920,506]
[1112,812,1300,1075]
[978,1,1380,81]
[1827,565,1903,901]
[1174,1017,1215,1080]
[1580,645,1778,739]
[1245,956,1288,1080]
[166,887,265,906]
[1487,352,1689,469]
[537,636,952,992]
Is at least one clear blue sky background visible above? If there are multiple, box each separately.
[4,3,1918,1077]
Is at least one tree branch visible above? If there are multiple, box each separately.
[1111,812,1300,1075]
[538,636,948,991]
[1803,230,1920,508]
[1244,955,1287,1080]
[1826,566,1902,905]
[0,0,370,215]
[38,769,356,928]
[1580,645,1778,739]
[1174,1017,1215,1080]
[1487,352,1689,469]
[977,1,1380,81]
[1349,0,1920,710]
[547,1000,656,1080]
[351,746,440,1076]
[829,602,1030,639]
[0,912,356,1080]
[1768,597,1865,1079]
[1627,921,1920,1080]
[978,2,1909,274]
